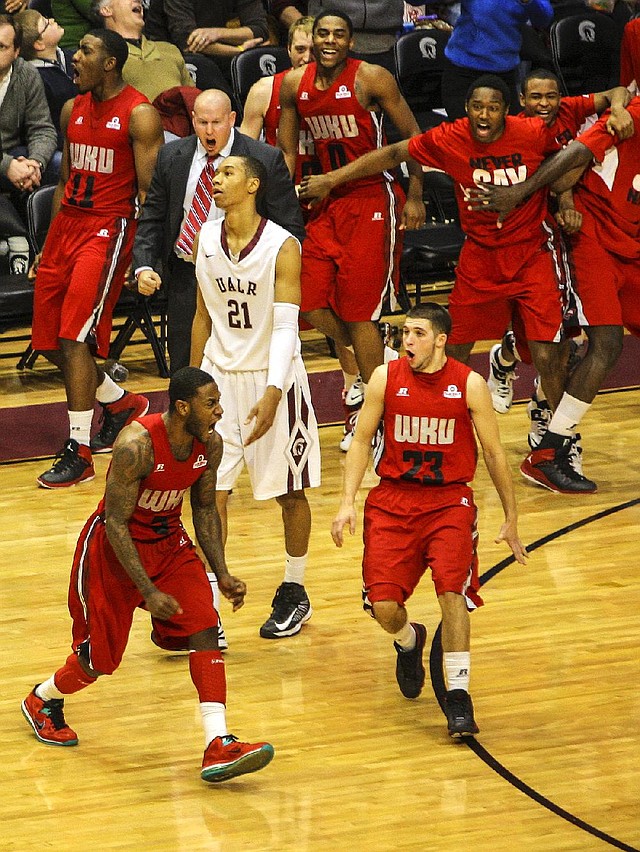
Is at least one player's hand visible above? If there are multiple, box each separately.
[29,251,43,280]
[137,269,162,296]
[144,588,183,620]
[400,197,426,231]
[495,520,528,565]
[465,182,524,229]
[331,504,357,547]
[606,107,634,140]
[244,386,281,446]
[555,207,582,234]
[299,174,333,205]
[218,573,247,611]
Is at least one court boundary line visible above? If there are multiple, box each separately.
[429,497,640,852]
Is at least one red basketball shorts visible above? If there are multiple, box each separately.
[31,208,136,358]
[68,512,218,674]
[300,182,404,322]
[362,480,483,611]
[448,234,565,346]
[569,227,640,337]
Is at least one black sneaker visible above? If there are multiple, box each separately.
[394,622,427,699]
[259,582,312,639]
[90,392,149,453]
[37,439,95,489]
[521,440,596,494]
[445,689,479,738]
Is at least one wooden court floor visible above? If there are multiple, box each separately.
[1,347,639,852]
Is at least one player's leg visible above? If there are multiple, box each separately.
[259,489,313,639]
[363,484,427,699]
[437,592,479,738]
[487,328,519,413]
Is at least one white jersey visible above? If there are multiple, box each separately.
[196,217,301,372]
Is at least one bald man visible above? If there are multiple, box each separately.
[133,88,304,373]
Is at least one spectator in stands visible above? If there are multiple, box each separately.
[92,0,195,102]
[268,0,309,42]
[440,0,554,119]
[145,0,270,88]
[0,15,57,273]
[15,10,76,161]
[620,15,640,93]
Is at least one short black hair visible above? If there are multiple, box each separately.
[313,9,353,38]
[522,68,561,95]
[239,154,268,205]
[465,74,511,109]
[406,302,452,337]
[86,27,129,72]
[169,367,216,412]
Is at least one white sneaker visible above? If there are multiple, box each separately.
[344,376,364,407]
[340,409,359,452]
[487,344,517,413]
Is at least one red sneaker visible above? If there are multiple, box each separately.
[90,392,150,453]
[21,686,78,746]
[37,440,95,489]
[201,735,274,783]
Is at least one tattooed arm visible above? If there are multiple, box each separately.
[104,422,183,620]
[190,430,247,611]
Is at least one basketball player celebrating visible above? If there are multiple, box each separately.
[332,303,528,737]
[188,154,321,639]
[278,10,425,428]
[22,367,275,783]
[31,29,164,488]
[301,75,598,493]
[467,97,640,494]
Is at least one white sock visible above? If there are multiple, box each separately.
[200,701,227,746]
[8,236,29,275]
[95,374,125,405]
[548,393,591,437]
[444,652,471,692]
[393,621,416,651]
[36,675,64,701]
[342,371,358,392]
[284,553,307,585]
[69,410,94,446]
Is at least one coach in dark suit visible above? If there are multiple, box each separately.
[133,88,304,372]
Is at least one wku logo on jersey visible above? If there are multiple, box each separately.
[138,488,187,512]
[394,415,455,445]
[69,143,115,174]
[304,114,359,141]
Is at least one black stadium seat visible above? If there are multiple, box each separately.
[550,13,622,95]
[231,46,291,124]
[393,28,451,130]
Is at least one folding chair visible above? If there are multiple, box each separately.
[550,13,622,95]
[231,46,291,122]
[394,28,451,130]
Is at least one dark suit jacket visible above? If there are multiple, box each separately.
[132,130,305,273]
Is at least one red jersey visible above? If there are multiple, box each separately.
[268,70,320,184]
[376,357,477,486]
[96,413,208,541]
[296,58,390,196]
[408,116,559,252]
[575,98,640,259]
[519,94,596,147]
[63,84,149,219]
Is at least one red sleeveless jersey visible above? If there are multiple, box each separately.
[63,84,149,219]
[376,357,478,486]
[97,413,208,541]
[267,69,321,184]
[296,58,389,196]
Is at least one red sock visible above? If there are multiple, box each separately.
[54,653,97,694]
[189,650,226,704]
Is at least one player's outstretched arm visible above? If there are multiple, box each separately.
[332,364,387,547]
[466,140,593,227]
[105,424,184,618]
[466,372,528,565]
[191,432,247,611]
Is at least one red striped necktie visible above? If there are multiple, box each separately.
[175,156,216,257]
